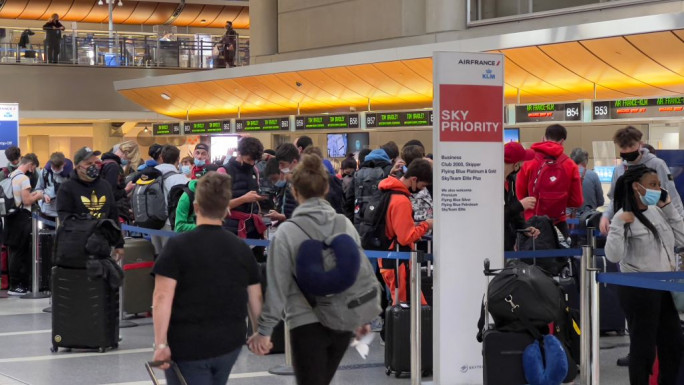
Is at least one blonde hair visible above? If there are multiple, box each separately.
[118,140,140,165]
[292,154,329,199]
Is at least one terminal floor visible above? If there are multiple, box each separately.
[0,295,635,385]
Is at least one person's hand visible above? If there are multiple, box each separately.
[247,333,273,356]
[265,210,286,223]
[354,324,371,339]
[152,346,172,370]
[390,160,406,176]
[43,195,51,203]
[524,226,540,239]
[113,248,125,262]
[520,197,537,211]
[599,216,611,235]
[242,191,266,204]
[619,211,635,224]
[657,189,672,208]
[425,219,434,229]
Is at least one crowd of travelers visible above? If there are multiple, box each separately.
[1,123,681,385]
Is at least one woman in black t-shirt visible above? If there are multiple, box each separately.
[152,172,262,385]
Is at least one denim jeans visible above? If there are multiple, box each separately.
[165,347,241,385]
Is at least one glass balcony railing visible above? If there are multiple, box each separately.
[469,0,668,23]
[0,28,249,69]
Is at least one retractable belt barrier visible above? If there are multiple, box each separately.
[597,272,684,292]
[31,214,430,261]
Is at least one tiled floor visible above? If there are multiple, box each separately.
[0,294,645,385]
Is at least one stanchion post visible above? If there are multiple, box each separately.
[22,214,49,299]
[410,250,422,385]
[580,245,591,385]
[268,321,295,375]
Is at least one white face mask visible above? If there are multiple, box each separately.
[281,168,291,175]
[51,168,63,174]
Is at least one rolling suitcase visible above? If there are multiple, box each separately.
[384,255,433,378]
[481,259,531,385]
[122,238,155,315]
[0,245,7,290]
[51,266,119,352]
[38,229,55,292]
[596,257,626,334]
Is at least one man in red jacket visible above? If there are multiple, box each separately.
[378,159,433,304]
[515,124,583,237]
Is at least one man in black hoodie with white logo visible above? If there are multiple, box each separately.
[56,147,124,260]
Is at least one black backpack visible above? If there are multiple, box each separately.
[353,164,392,226]
[570,209,603,248]
[167,183,194,231]
[359,190,403,251]
[517,215,569,276]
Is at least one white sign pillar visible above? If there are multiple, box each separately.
[432,52,504,385]
[0,104,19,166]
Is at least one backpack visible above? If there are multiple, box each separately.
[0,173,20,217]
[517,215,570,276]
[54,215,120,268]
[529,154,571,222]
[570,210,603,248]
[42,168,63,197]
[353,165,391,226]
[359,190,403,251]
[131,171,178,230]
[289,215,382,332]
[167,183,194,231]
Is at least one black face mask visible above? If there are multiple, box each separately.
[620,150,640,162]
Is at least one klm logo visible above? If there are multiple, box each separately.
[482,69,495,80]
[3,112,12,118]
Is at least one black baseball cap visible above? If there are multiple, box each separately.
[195,143,209,152]
[74,147,101,165]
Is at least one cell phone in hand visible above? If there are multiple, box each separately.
[660,188,669,202]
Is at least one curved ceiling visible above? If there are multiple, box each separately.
[116,29,684,120]
[0,0,249,28]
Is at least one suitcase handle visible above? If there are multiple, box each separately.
[145,361,188,385]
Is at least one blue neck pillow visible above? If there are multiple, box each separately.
[295,234,361,296]
[523,334,568,385]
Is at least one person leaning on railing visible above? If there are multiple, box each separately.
[604,164,683,385]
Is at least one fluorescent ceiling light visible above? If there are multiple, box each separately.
[160,93,171,100]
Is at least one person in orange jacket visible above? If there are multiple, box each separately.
[378,159,433,304]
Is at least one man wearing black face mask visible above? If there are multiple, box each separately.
[56,147,124,260]
[599,126,684,235]
[504,143,540,251]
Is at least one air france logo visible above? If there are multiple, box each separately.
[460,365,468,373]
[482,69,495,80]
[458,59,501,66]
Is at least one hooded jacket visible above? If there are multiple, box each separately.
[378,177,430,247]
[56,171,124,248]
[344,149,394,224]
[258,198,365,336]
[603,148,684,220]
[515,141,583,223]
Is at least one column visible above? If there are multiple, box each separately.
[92,123,121,153]
[426,0,467,33]
[249,0,278,63]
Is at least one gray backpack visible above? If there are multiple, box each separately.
[131,171,177,229]
[289,215,382,332]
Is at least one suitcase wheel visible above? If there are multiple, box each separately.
[50,345,58,353]
[98,347,106,353]
[385,368,391,376]
[422,369,432,377]
[395,371,402,378]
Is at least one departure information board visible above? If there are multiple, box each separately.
[366,110,433,128]
[153,123,182,136]
[593,97,684,120]
[235,117,290,132]
[182,120,231,134]
[295,114,359,130]
[514,103,582,123]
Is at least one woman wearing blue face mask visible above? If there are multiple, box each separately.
[100,141,139,223]
[605,165,684,385]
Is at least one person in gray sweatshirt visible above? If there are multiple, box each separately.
[600,126,684,234]
[605,165,683,385]
[249,154,373,385]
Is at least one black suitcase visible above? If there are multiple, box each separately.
[122,238,155,315]
[38,229,55,293]
[51,267,119,353]
[482,329,534,385]
[384,303,433,377]
[384,257,433,378]
[596,257,626,334]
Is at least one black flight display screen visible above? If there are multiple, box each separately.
[182,120,231,134]
[366,111,433,128]
[593,97,684,120]
[235,117,290,132]
[153,123,182,136]
[514,103,582,123]
[295,114,360,130]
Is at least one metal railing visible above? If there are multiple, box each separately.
[0,31,249,69]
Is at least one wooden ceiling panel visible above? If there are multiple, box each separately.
[39,0,74,19]
[580,37,684,94]
[626,32,684,77]
[62,0,95,22]
[0,0,30,18]
[144,2,175,25]
[374,61,432,97]
[83,1,109,24]
[207,6,240,28]
[19,0,51,19]
[122,1,158,24]
[231,7,249,29]
[190,4,222,27]
[171,4,204,26]
[110,1,137,24]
